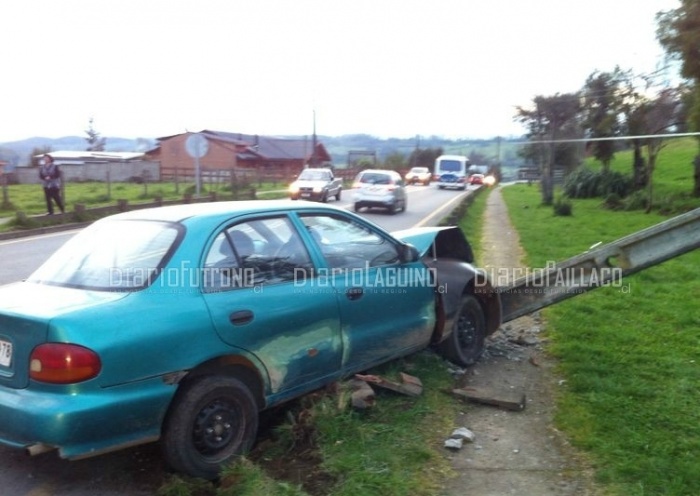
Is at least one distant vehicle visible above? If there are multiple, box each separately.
[289,168,342,202]
[404,166,431,185]
[469,174,485,185]
[483,175,497,186]
[352,169,407,214]
[468,164,490,176]
[435,154,470,190]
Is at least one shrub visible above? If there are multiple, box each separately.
[603,192,623,210]
[564,167,633,199]
[553,197,573,216]
[622,190,648,211]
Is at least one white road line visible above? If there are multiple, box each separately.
[414,190,470,227]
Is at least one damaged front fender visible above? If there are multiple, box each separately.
[394,226,502,343]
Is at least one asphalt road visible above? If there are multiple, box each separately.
[0,184,476,496]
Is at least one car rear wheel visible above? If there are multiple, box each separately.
[438,294,486,367]
[162,375,258,480]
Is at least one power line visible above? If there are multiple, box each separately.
[514,131,700,145]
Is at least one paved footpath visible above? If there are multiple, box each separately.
[441,186,598,496]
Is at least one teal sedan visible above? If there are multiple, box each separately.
[0,200,501,479]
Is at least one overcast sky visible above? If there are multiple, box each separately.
[0,0,680,142]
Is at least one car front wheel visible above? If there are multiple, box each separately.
[437,294,486,367]
[162,375,259,480]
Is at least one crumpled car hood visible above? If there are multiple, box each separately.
[392,226,474,264]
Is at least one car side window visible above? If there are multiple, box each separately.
[300,214,400,269]
[203,216,313,291]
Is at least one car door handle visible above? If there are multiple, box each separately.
[346,287,363,301]
[229,310,254,326]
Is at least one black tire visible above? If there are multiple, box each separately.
[336,189,342,201]
[161,375,258,480]
[354,203,361,212]
[321,191,329,203]
[438,294,486,367]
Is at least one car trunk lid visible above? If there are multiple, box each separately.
[0,282,128,389]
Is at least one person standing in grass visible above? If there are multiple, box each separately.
[39,154,65,215]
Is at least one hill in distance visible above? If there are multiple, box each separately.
[0,133,525,170]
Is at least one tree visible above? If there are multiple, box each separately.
[657,1,700,196]
[581,67,629,171]
[27,145,53,167]
[515,93,582,205]
[85,117,106,151]
[408,147,443,169]
[382,151,407,171]
[639,87,685,211]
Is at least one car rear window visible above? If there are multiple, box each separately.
[27,219,182,291]
[359,173,391,185]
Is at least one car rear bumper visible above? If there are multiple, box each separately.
[290,191,325,201]
[0,376,175,459]
[353,192,398,209]
[437,182,467,189]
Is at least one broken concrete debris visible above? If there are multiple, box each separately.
[354,372,423,397]
[349,379,375,409]
[444,427,476,450]
[450,386,526,412]
[349,372,422,410]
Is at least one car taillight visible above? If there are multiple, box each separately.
[30,343,101,384]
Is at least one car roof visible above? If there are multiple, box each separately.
[104,200,347,224]
[358,169,398,175]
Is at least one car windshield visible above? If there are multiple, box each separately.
[438,160,462,172]
[27,219,181,291]
[298,169,329,181]
[359,173,391,185]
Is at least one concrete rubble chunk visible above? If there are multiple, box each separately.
[354,372,423,397]
[450,427,476,443]
[450,386,527,412]
[349,379,375,409]
[444,437,464,450]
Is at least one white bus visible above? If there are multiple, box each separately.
[434,154,470,190]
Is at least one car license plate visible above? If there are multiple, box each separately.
[301,193,310,197]
[0,339,12,367]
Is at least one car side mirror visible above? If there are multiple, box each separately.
[400,243,420,263]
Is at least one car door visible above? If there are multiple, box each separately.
[201,214,343,394]
[297,212,436,371]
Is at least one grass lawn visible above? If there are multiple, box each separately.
[500,137,700,495]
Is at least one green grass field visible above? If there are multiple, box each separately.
[501,137,700,495]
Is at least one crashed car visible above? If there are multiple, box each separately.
[0,200,501,479]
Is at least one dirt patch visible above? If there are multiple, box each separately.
[440,187,599,495]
